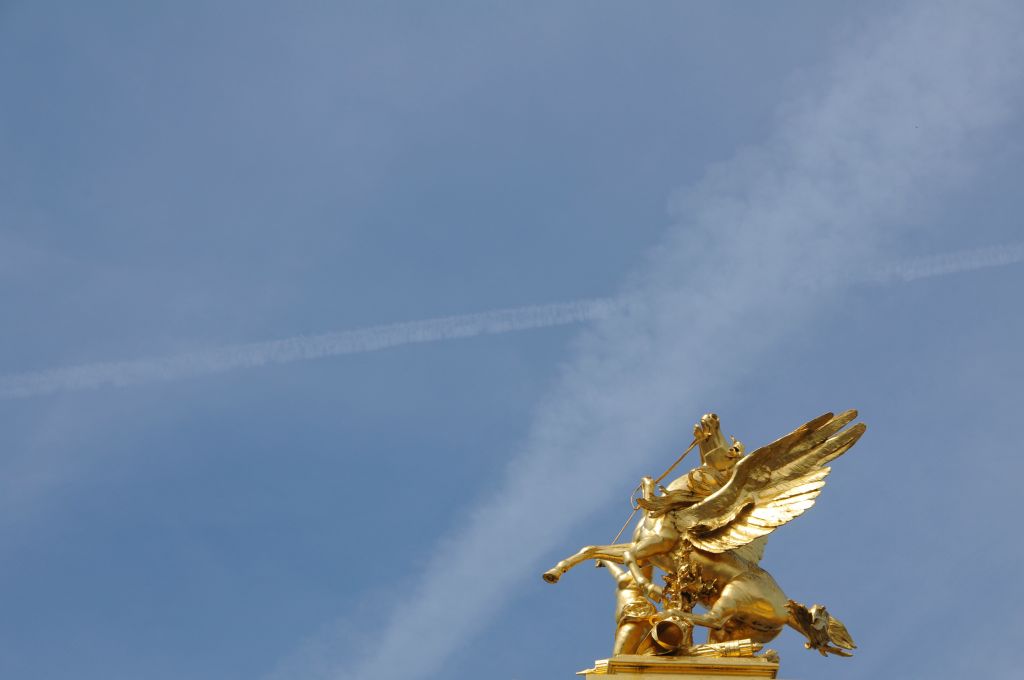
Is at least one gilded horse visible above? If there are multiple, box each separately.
[542,411,864,656]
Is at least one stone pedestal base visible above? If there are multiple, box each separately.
[577,655,779,679]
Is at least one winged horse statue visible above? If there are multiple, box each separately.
[542,410,865,658]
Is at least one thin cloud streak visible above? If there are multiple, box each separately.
[866,241,1024,282]
[0,299,621,399]
[308,2,1023,679]
[2,242,1022,400]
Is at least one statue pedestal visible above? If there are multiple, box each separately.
[577,655,779,679]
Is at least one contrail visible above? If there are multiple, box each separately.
[0,298,621,399]
[1,242,1022,400]
[866,241,1024,282]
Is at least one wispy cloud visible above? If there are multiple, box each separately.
[3,241,1022,400]
[278,2,1022,679]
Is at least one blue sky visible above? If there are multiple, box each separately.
[2,2,1023,679]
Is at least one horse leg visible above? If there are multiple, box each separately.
[655,576,754,634]
[660,607,729,631]
[704,577,786,644]
[543,543,630,583]
[623,531,678,600]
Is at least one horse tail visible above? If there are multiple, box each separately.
[786,600,856,657]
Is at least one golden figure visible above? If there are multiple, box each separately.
[543,410,865,660]
[597,560,658,656]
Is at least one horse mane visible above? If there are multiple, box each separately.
[636,489,703,517]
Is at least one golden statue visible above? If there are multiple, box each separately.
[543,410,865,663]
[597,559,658,656]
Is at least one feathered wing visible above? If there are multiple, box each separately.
[671,410,866,553]
[731,536,767,564]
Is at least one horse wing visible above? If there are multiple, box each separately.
[731,536,768,564]
[671,410,865,553]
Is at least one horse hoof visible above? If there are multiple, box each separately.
[542,570,561,584]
